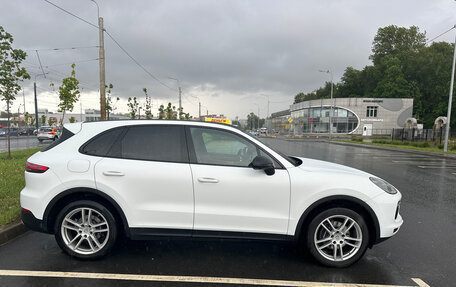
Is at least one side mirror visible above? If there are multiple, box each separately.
[250,155,275,176]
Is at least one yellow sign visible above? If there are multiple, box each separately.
[288,118,293,123]
[205,118,231,125]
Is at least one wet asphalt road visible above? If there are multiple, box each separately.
[0,136,48,153]
[0,138,455,287]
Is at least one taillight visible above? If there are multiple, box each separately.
[26,162,49,173]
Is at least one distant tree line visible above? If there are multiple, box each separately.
[294,25,456,128]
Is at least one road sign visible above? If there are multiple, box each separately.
[288,118,293,123]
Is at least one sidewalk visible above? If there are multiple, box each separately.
[0,220,28,246]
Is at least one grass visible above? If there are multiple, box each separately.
[335,139,456,154]
[0,148,41,226]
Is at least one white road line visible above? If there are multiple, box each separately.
[391,161,447,163]
[411,278,431,287]
[452,173,456,175]
[0,269,428,287]
[417,166,456,169]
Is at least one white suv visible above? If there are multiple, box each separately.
[20,120,403,267]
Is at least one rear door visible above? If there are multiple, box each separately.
[92,124,194,230]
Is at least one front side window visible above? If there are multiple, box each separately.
[110,125,188,163]
[189,127,279,168]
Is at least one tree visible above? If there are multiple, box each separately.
[0,26,30,158]
[370,25,426,65]
[69,116,76,123]
[158,104,165,119]
[143,88,153,119]
[127,97,139,119]
[247,112,261,129]
[105,83,118,120]
[47,117,53,127]
[41,115,46,126]
[55,63,80,127]
[165,103,177,119]
[374,56,410,98]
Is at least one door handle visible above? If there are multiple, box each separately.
[103,171,125,176]
[197,177,219,183]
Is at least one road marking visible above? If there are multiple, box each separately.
[0,269,429,287]
[391,160,447,163]
[417,165,456,169]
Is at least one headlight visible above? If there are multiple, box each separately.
[369,177,398,194]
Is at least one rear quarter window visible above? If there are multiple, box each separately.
[79,127,125,157]
[41,127,76,152]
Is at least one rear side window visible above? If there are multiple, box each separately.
[109,125,188,163]
[80,127,125,156]
[42,127,75,152]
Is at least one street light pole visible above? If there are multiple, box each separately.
[444,26,456,152]
[259,94,270,119]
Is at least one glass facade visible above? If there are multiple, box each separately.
[291,106,359,134]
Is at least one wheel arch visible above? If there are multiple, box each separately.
[43,187,130,237]
[294,195,380,247]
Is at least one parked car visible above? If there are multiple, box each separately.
[21,120,402,267]
[37,126,60,142]
[0,127,19,137]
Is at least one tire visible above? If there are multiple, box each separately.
[54,200,118,259]
[306,207,369,268]
[38,139,43,143]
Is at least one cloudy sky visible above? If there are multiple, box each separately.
[1,0,455,119]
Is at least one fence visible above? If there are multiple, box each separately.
[391,128,455,143]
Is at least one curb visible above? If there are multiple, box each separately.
[0,220,29,246]
[329,141,456,159]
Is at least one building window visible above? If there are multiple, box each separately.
[366,106,378,117]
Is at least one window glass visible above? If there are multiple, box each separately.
[81,127,124,157]
[115,125,187,162]
[190,127,260,167]
[42,127,75,152]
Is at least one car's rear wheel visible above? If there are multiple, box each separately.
[306,207,369,268]
[54,200,117,259]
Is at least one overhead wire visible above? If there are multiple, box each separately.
[426,25,456,45]
[42,0,178,97]
[104,30,176,91]
[43,0,98,29]
[25,46,99,52]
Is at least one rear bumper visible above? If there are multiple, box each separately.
[21,209,49,233]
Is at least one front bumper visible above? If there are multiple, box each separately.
[21,209,48,233]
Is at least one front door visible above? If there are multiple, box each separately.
[188,126,290,235]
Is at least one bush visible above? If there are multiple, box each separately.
[351,137,363,142]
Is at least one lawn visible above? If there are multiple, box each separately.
[0,148,41,226]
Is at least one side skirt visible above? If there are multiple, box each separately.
[129,228,294,242]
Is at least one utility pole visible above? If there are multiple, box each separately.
[168,77,182,119]
[199,101,201,121]
[444,27,456,152]
[34,73,47,131]
[178,86,182,119]
[34,82,38,131]
[98,17,106,120]
[22,90,26,115]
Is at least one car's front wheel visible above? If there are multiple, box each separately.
[306,207,369,268]
[54,200,117,259]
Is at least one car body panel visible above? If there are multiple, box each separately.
[190,164,290,234]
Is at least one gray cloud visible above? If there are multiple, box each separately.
[1,0,455,118]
